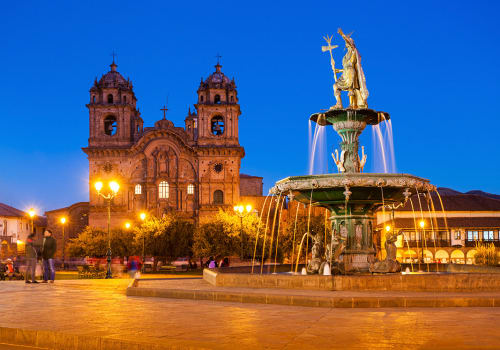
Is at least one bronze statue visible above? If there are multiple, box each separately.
[323,28,369,109]
[369,230,401,273]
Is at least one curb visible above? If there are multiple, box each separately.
[126,287,500,308]
[0,326,206,350]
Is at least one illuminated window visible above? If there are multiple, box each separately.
[483,230,494,240]
[187,184,194,195]
[467,230,479,241]
[213,190,223,204]
[135,184,142,195]
[454,231,461,240]
[159,181,169,199]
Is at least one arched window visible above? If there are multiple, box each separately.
[213,190,223,204]
[214,94,221,104]
[230,96,234,102]
[107,94,114,104]
[104,115,117,136]
[159,181,169,199]
[135,184,142,195]
[187,184,194,195]
[200,95,204,102]
[92,96,96,103]
[123,95,127,103]
[211,116,224,136]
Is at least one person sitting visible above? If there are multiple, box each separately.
[4,259,20,280]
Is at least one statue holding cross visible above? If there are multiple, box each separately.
[322,28,369,109]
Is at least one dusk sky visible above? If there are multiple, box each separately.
[1,1,499,214]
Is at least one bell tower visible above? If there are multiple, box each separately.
[195,63,240,146]
[194,62,245,216]
[87,60,143,147]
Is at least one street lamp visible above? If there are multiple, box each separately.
[233,204,253,259]
[124,222,131,230]
[139,212,147,270]
[60,217,67,269]
[94,180,120,279]
[28,208,36,232]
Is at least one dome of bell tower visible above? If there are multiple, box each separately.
[92,60,133,91]
[199,63,235,91]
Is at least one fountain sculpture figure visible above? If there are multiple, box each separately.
[271,28,435,273]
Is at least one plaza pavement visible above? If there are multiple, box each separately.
[1,279,500,349]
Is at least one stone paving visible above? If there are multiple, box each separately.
[1,280,500,349]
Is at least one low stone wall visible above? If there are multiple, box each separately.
[203,269,500,292]
[446,264,500,274]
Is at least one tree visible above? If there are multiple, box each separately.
[193,209,260,260]
[133,214,194,264]
[67,226,136,258]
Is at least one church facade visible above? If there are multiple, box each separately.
[82,60,262,228]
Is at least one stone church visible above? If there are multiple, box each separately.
[82,60,262,228]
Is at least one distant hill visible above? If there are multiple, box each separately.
[436,187,463,196]
[466,190,500,201]
[436,187,500,201]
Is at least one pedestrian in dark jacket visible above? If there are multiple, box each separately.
[41,230,57,283]
[25,233,38,283]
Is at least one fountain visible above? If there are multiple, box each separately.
[270,28,435,274]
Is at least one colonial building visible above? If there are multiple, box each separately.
[376,190,500,265]
[82,60,261,228]
[0,203,46,258]
[44,202,89,258]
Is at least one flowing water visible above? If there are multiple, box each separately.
[415,187,430,272]
[371,115,397,173]
[260,194,275,274]
[266,195,282,274]
[308,122,328,174]
[290,203,302,272]
[425,191,439,272]
[409,197,422,271]
[251,195,270,274]
[273,197,285,273]
[295,232,309,273]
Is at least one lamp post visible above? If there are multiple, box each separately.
[139,212,147,271]
[233,204,253,259]
[28,208,36,233]
[60,217,67,269]
[94,180,120,279]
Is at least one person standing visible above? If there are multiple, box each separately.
[41,230,57,283]
[25,233,38,284]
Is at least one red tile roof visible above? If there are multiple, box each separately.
[0,203,26,217]
[397,194,500,212]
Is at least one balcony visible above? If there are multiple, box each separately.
[403,239,452,248]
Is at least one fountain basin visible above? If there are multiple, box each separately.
[204,268,500,292]
[271,173,434,207]
[270,173,435,273]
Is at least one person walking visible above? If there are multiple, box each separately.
[25,233,38,284]
[41,229,57,283]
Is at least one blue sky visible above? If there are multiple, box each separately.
[1,0,499,213]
